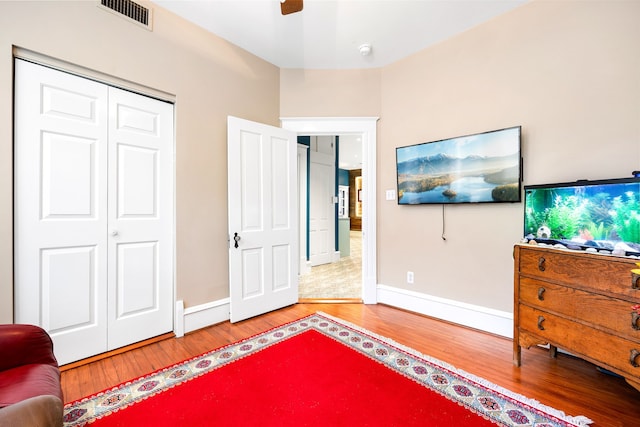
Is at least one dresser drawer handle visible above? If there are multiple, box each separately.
[633,312,640,331]
[538,257,546,272]
[631,349,640,367]
[632,272,640,290]
[537,287,546,301]
[537,315,545,330]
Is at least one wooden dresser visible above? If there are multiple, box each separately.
[513,243,640,391]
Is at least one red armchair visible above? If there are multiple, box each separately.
[0,325,63,427]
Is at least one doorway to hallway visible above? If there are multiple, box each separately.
[282,117,378,304]
[300,133,362,300]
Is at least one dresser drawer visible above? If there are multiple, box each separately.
[519,305,640,378]
[519,277,640,340]
[518,246,640,299]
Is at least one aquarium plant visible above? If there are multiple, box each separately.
[612,192,640,243]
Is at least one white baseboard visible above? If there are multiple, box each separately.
[299,257,311,275]
[175,298,230,336]
[376,284,513,338]
[175,300,185,337]
[174,287,513,339]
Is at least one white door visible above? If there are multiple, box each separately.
[14,60,174,364]
[106,87,174,349]
[227,116,298,323]
[14,60,109,363]
[309,137,336,266]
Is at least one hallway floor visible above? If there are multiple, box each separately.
[298,231,362,299]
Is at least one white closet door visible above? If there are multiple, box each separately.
[14,60,174,365]
[14,60,109,363]
[106,87,174,349]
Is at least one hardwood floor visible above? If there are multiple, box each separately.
[61,303,639,426]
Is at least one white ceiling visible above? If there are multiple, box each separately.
[152,0,529,69]
[338,135,362,170]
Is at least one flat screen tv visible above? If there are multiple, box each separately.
[396,126,522,205]
[524,177,640,256]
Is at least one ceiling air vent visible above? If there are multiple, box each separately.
[99,0,152,29]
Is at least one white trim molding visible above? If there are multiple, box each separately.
[281,117,379,304]
[299,258,311,276]
[176,298,231,336]
[376,285,513,338]
[175,300,185,337]
[297,144,309,277]
[14,47,175,103]
[178,287,513,339]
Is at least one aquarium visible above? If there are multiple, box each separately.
[524,178,640,255]
[396,126,521,205]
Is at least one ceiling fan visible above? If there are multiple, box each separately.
[280,0,303,15]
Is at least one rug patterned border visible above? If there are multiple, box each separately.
[63,312,591,427]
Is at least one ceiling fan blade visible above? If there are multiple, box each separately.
[281,0,303,15]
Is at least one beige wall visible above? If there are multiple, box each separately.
[0,1,280,323]
[281,0,640,312]
[280,68,382,117]
[3,0,639,324]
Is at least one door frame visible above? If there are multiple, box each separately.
[297,144,310,276]
[281,117,378,304]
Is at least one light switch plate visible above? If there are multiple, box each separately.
[385,189,396,201]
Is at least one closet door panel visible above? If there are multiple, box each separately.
[115,241,157,316]
[41,132,96,218]
[117,145,157,216]
[41,246,97,331]
[14,59,109,364]
[107,87,174,350]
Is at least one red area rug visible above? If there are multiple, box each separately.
[63,312,591,426]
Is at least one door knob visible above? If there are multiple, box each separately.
[110,229,119,236]
[233,232,241,248]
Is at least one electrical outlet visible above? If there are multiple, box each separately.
[407,271,414,284]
